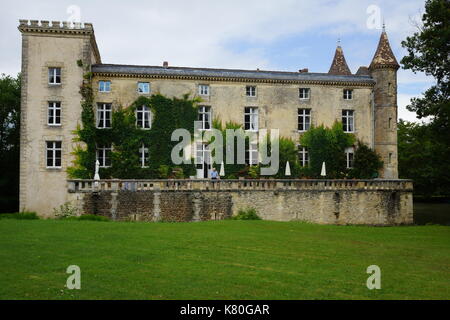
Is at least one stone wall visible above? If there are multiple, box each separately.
[67,179,413,225]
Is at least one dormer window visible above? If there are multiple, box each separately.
[343,89,353,100]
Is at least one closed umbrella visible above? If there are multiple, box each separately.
[321,161,326,177]
[220,161,225,176]
[285,161,291,176]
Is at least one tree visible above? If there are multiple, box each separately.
[398,120,448,197]
[0,74,21,212]
[349,141,383,179]
[400,0,450,196]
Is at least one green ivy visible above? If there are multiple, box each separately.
[300,122,355,178]
[68,76,198,179]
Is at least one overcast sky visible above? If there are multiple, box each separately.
[0,0,433,122]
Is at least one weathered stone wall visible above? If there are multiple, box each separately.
[68,179,413,225]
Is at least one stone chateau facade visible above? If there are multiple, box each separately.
[18,20,402,218]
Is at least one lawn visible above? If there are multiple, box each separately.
[0,219,449,299]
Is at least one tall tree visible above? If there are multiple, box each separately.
[0,74,21,212]
[400,0,450,196]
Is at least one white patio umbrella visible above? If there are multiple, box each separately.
[285,161,291,176]
[321,161,326,177]
[219,161,225,176]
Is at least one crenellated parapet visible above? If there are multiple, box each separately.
[18,19,101,64]
[18,19,94,34]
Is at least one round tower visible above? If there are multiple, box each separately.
[369,28,399,179]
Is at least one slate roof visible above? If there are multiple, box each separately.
[369,31,399,70]
[92,64,374,85]
[328,46,352,76]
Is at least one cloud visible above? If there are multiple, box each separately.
[0,0,430,125]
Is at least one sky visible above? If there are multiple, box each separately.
[0,0,434,122]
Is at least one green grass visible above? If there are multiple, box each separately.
[0,219,449,300]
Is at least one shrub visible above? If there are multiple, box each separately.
[232,208,261,220]
[53,202,79,219]
[77,214,110,222]
[348,141,383,179]
[0,212,39,220]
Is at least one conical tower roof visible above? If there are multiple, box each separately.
[369,30,399,70]
[328,45,352,75]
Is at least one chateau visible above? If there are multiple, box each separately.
[18,20,407,222]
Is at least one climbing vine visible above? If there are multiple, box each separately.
[68,73,198,179]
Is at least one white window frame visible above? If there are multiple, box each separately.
[246,142,259,165]
[298,146,309,167]
[46,141,62,168]
[246,86,256,97]
[298,108,311,132]
[139,144,149,168]
[96,145,112,168]
[343,89,353,100]
[345,147,354,169]
[342,110,355,133]
[137,82,150,94]
[47,101,61,126]
[99,80,111,93]
[244,107,258,131]
[198,84,210,96]
[299,88,310,100]
[198,106,212,130]
[96,103,112,129]
[136,105,152,129]
[48,67,61,85]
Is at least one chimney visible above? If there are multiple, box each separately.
[163,61,168,68]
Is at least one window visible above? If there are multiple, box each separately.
[244,107,258,131]
[136,105,152,129]
[245,142,258,165]
[46,141,62,168]
[298,146,309,167]
[342,110,354,132]
[298,108,311,131]
[97,103,112,128]
[388,117,392,129]
[389,153,393,164]
[48,67,61,85]
[96,145,112,168]
[198,106,211,130]
[246,86,256,97]
[48,102,61,126]
[99,80,111,92]
[138,82,150,94]
[345,147,354,169]
[139,144,149,168]
[343,89,353,100]
[299,88,310,99]
[198,84,210,96]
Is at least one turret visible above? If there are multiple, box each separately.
[369,27,399,179]
[328,42,352,75]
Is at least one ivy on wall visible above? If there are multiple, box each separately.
[68,69,382,180]
[68,73,198,179]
